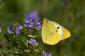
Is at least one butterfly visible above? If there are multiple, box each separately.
[42,18,71,45]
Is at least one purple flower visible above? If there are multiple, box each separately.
[42,51,52,56]
[15,28,20,35]
[24,11,41,30]
[62,0,69,7]
[27,39,38,46]
[35,22,41,30]
[0,27,2,32]
[25,11,39,21]
[15,24,23,35]
[7,25,13,34]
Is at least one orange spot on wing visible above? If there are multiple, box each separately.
[46,24,48,27]
[56,30,58,32]
[50,32,54,35]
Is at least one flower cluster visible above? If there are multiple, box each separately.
[42,50,52,56]
[27,39,38,46]
[7,11,52,56]
[7,23,23,34]
[15,24,23,34]
[7,25,13,34]
[24,11,41,30]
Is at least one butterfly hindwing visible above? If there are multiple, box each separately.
[42,18,60,45]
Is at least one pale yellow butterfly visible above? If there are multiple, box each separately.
[42,18,71,45]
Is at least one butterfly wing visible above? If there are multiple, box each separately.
[61,26,71,40]
[42,18,60,45]
[51,21,71,40]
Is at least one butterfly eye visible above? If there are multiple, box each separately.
[57,27,59,29]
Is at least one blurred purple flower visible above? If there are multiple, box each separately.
[15,24,23,35]
[7,25,13,34]
[62,0,69,7]
[42,51,52,56]
[0,27,2,32]
[27,39,38,46]
[24,11,41,30]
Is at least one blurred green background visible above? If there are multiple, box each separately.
[0,0,85,56]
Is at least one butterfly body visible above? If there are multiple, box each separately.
[42,18,71,45]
